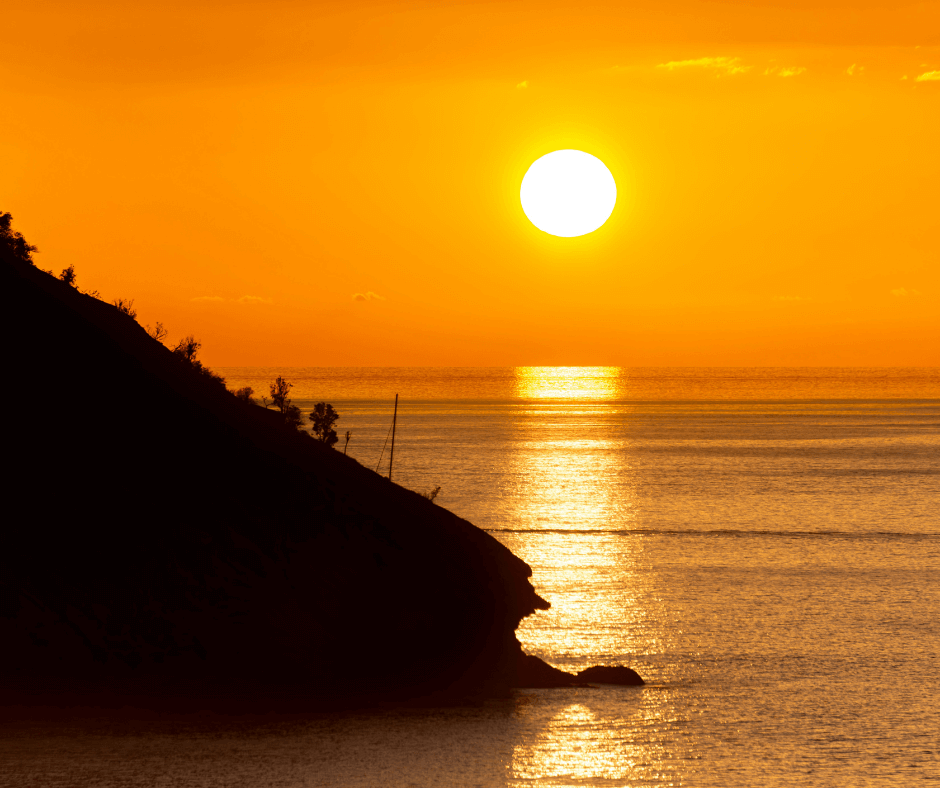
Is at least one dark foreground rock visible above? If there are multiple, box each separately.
[514,654,589,688]
[1,248,556,712]
[576,665,645,686]
[512,657,646,688]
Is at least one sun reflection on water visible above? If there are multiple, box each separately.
[507,368,635,531]
[501,530,671,674]
[514,366,624,400]
[496,367,676,671]
[511,702,636,783]
[507,692,688,786]
[495,367,684,782]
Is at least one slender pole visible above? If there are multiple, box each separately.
[388,393,398,481]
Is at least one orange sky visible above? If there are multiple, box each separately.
[4,0,939,366]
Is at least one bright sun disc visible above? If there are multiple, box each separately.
[520,150,616,237]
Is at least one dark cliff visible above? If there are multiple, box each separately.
[0,248,552,710]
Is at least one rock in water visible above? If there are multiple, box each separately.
[576,665,645,685]
[514,654,585,688]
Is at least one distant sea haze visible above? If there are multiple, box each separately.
[10,367,935,786]
[218,366,940,404]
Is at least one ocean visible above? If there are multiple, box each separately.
[3,368,938,787]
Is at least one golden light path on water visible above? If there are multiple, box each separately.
[510,702,671,785]
[513,366,623,400]
[500,367,683,784]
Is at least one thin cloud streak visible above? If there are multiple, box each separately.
[765,66,807,77]
[657,56,750,75]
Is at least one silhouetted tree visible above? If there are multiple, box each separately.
[112,297,137,319]
[268,377,303,430]
[173,335,201,362]
[420,486,442,503]
[343,430,351,455]
[309,402,339,447]
[145,321,168,343]
[170,333,226,388]
[269,376,292,411]
[59,265,77,287]
[0,212,37,264]
[234,386,256,404]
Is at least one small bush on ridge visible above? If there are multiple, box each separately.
[0,212,37,264]
[309,403,339,447]
[420,486,442,503]
[267,376,303,430]
[59,265,77,287]
[171,334,226,388]
[145,322,168,343]
[234,386,256,404]
[173,335,200,362]
[112,297,137,319]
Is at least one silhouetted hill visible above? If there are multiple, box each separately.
[0,246,560,711]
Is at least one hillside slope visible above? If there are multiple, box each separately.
[0,249,559,710]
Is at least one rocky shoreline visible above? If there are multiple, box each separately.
[1,244,642,711]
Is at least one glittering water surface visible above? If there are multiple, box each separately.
[5,368,939,787]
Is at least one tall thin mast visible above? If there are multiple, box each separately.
[388,393,398,482]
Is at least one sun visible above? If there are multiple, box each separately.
[520,150,617,238]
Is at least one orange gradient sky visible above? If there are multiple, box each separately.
[4,0,939,366]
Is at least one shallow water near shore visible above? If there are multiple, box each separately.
[4,368,939,787]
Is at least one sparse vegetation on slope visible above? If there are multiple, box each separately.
[0,211,38,263]
[1,211,557,711]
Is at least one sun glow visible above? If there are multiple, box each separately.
[520,150,617,238]
[514,367,622,399]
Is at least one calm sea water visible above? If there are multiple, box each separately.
[4,368,939,787]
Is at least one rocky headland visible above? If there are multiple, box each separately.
[0,234,642,711]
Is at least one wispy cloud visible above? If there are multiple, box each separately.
[353,291,385,302]
[657,56,749,75]
[915,70,940,82]
[846,63,864,77]
[516,80,528,89]
[191,296,225,303]
[890,287,920,297]
[236,295,272,305]
[765,66,807,78]
[774,295,807,302]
